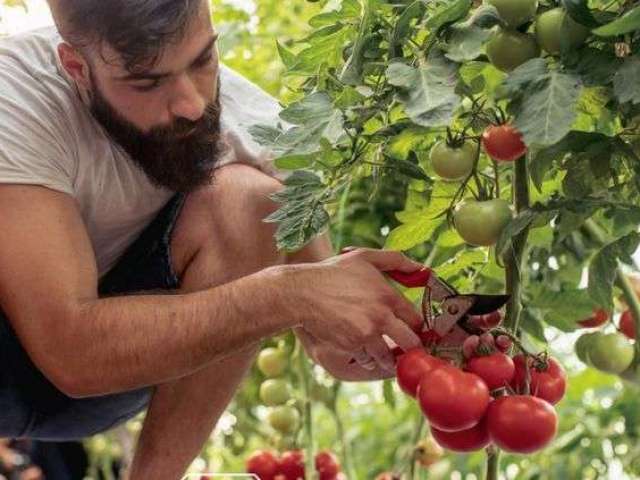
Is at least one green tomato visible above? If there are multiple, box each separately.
[453,199,513,247]
[535,8,590,55]
[488,0,539,28]
[486,30,540,73]
[268,405,301,434]
[588,332,634,374]
[574,332,598,364]
[257,347,288,377]
[619,362,640,386]
[259,379,292,406]
[430,140,476,181]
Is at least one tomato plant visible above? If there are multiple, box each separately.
[488,0,538,28]
[481,124,527,162]
[268,405,301,434]
[418,366,490,432]
[485,30,540,72]
[431,417,491,453]
[258,347,288,378]
[396,348,447,397]
[279,450,305,480]
[246,451,280,480]
[453,199,513,247]
[466,352,515,391]
[487,396,558,454]
[587,332,635,374]
[260,378,292,406]
[429,140,476,181]
[535,7,590,55]
[511,355,567,405]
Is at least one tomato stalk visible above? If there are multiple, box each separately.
[328,383,357,480]
[294,339,317,479]
[485,446,501,480]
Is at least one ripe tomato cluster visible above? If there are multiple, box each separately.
[245,449,343,480]
[575,308,636,376]
[257,347,301,435]
[396,311,566,454]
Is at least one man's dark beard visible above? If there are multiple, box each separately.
[89,77,222,193]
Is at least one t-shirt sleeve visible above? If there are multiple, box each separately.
[0,59,76,195]
[218,64,288,180]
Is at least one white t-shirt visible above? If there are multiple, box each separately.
[0,26,282,277]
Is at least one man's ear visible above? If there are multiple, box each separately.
[57,43,92,90]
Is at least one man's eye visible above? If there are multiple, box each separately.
[132,80,162,92]
[194,54,214,68]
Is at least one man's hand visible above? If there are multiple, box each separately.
[277,248,424,373]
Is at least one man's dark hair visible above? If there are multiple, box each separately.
[49,0,204,72]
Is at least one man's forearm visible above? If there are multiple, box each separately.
[53,267,296,397]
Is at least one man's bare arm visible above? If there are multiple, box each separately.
[0,185,296,398]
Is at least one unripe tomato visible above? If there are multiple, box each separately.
[588,332,634,374]
[268,406,301,434]
[486,30,540,72]
[429,140,476,181]
[488,0,538,28]
[575,332,598,364]
[466,352,515,390]
[431,416,491,452]
[414,437,444,467]
[453,199,513,247]
[258,348,288,377]
[315,451,340,480]
[577,308,608,328]
[418,366,490,432]
[487,395,558,454]
[536,7,590,55]
[620,310,636,339]
[396,348,448,397]
[246,450,280,480]
[279,450,305,480]
[482,124,527,162]
[259,379,292,406]
[511,355,567,404]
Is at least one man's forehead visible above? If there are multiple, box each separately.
[95,3,215,76]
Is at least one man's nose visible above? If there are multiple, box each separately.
[169,74,206,122]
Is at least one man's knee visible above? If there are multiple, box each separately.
[170,164,284,277]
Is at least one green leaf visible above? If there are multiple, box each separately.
[276,41,296,70]
[280,92,335,125]
[384,126,431,160]
[274,155,313,170]
[443,26,491,62]
[496,210,539,259]
[389,0,425,58]
[593,5,640,36]
[513,72,582,147]
[265,171,332,251]
[499,58,548,98]
[426,0,472,33]
[561,0,600,28]
[435,249,488,280]
[340,0,375,85]
[386,54,461,127]
[393,158,431,182]
[519,309,547,342]
[588,232,640,310]
[613,57,640,105]
[528,288,598,332]
[565,47,621,86]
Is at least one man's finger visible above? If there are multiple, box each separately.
[352,248,424,273]
[383,315,422,353]
[391,294,424,333]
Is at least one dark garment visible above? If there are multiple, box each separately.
[0,194,185,441]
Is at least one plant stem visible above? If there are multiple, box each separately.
[410,414,425,480]
[616,272,640,357]
[330,383,357,480]
[504,155,530,333]
[485,448,501,480]
[295,339,316,479]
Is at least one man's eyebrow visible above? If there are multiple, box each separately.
[118,33,219,81]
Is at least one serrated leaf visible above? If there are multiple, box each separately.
[614,56,640,105]
[513,72,582,147]
[386,54,461,127]
[385,212,444,251]
[435,249,488,280]
[280,92,335,125]
[385,126,431,160]
[593,5,640,36]
[588,232,640,310]
[444,26,491,62]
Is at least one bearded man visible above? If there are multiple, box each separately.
[0,1,425,478]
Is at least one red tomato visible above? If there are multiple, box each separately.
[487,395,558,453]
[482,124,527,162]
[315,451,340,480]
[279,450,305,480]
[620,310,636,339]
[467,311,503,331]
[396,348,447,397]
[418,366,490,432]
[431,416,491,452]
[465,353,515,391]
[578,308,609,328]
[511,355,567,405]
[246,450,280,480]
